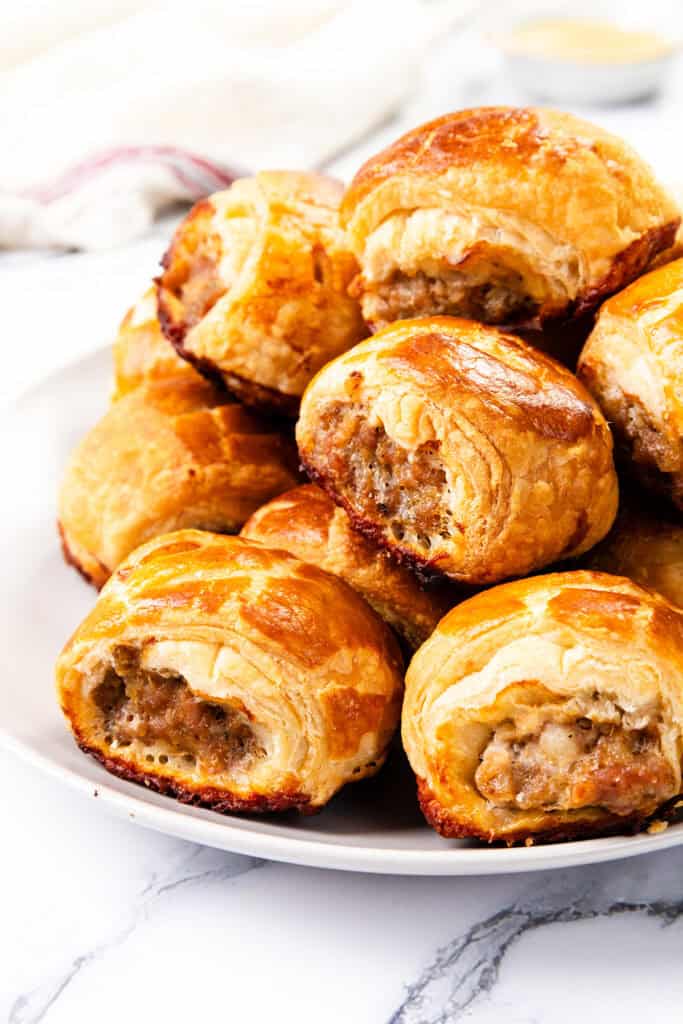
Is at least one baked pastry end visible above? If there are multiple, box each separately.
[56,531,404,814]
[402,571,683,844]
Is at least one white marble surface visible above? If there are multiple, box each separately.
[3,749,683,1023]
[4,23,683,1024]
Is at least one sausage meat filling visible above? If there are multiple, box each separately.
[161,213,227,333]
[92,647,259,774]
[313,401,453,556]
[361,269,536,331]
[475,697,676,817]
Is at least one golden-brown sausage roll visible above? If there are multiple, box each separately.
[402,571,683,844]
[58,377,299,588]
[241,484,459,649]
[296,317,618,584]
[577,258,683,508]
[112,286,203,399]
[341,106,679,332]
[56,531,404,813]
[157,171,366,416]
[587,503,683,608]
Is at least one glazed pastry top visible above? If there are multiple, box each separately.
[342,107,679,323]
[297,316,618,583]
[57,531,404,808]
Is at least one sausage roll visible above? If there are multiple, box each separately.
[241,484,459,649]
[587,503,683,608]
[296,317,618,584]
[58,376,299,588]
[157,171,366,416]
[341,106,679,332]
[56,531,404,813]
[577,258,683,508]
[402,571,683,844]
[112,286,203,399]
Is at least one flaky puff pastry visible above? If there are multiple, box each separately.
[112,286,202,399]
[58,376,299,588]
[649,184,683,270]
[341,107,679,332]
[56,531,404,813]
[157,171,366,416]
[587,503,683,608]
[578,258,683,509]
[241,484,459,649]
[403,571,683,844]
[296,317,618,585]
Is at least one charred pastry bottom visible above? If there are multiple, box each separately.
[159,301,300,419]
[417,778,655,846]
[58,520,108,590]
[218,371,300,419]
[80,646,309,814]
[423,694,678,844]
[166,345,300,418]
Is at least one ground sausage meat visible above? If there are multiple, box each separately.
[162,217,227,333]
[362,269,536,330]
[475,698,676,817]
[315,401,454,551]
[92,647,259,775]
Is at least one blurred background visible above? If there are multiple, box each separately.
[2,0,683,397]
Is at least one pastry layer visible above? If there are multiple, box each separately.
[342,107,679,331]
[57,531,404,813]
[578,257,683,508]
[157,171,366,415]
[297,317,618,584]
[402,571,683,844]
[58,377,300,587]
[242,484,459,649]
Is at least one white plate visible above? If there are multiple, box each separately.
[3,349,683,875]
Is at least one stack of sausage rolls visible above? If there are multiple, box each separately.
[56,108,683,844]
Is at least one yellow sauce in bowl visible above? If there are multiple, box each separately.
[501,18,673,65]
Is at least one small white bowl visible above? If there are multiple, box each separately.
[494,15,679,105]
[502,48,677,105]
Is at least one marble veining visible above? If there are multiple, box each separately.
[9,846,262,1024]
[388,865,683,1023]
[5,741,683,1024]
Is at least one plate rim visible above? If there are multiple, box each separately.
[5,722,683,876]
[4,346,683,876]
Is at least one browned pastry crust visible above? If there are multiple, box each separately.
[58,375,300,588]
[156,172,367,415]
[296,316,618,585]
[578,258,683,508]
[241,484,460,649]
[402,571,683,845]
[58,521,107,588]
[112,286,204,399]
[648,185,683,270]
[76,732,313,815]
[341,107,679,333]
[586,499,683,608]
[415,778,653,846]
[56,531,404,813]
